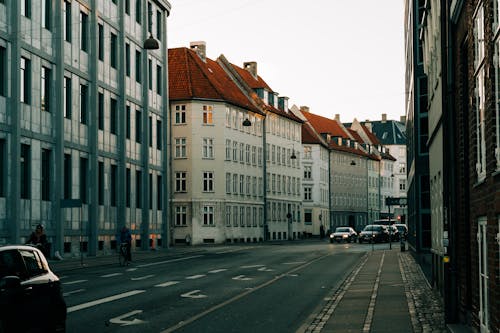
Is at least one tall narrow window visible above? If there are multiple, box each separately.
[64,76,71,119]
[474,5,486,181]
[149,173,152,209]
[20,57,30,104]
[125,43,130,76]
[98,24,104,61]
[148,59,152,89]
[175,172,186,192]
[135,50,141,83]
[202,138,214,159]
[80,12,88,51]
[156,120,162,150]
[135,0,141,24]
[126,168,131,207]
[136,110,142,143]
[136,170,142,208]
[41,66,50,112]
[157,175,162,210]
[98,92,104,130]
[98,161,104,205]
[148,116,152,147]
[0,46,6,97]
[21,0,31,18]
[125,0,130,15]
[203,205,214,226]
[147,2,152,33]
[175,138,186,158]
[110,165,117,206]
[126,105,131,138]
[175,206,187,226]
[156,65,162,94]
[156,10,162,39]
[64,1,71,42]
[175,105,186,124]
[20,144,31,199]
[203,105,213,124]
[0,140,4,197]
[41,0,50,29]
[41,149,50,201]
[80,157,88,204]
[64,153,71,199]
[110,32,117,69]
[110,97,117,134]
[80,84,88,124]
[203,172,214,192]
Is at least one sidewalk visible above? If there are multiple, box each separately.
[304,248,448,333]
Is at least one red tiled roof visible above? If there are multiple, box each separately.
[168,48,260,113]
[231,64,272,91]
[347,128,365,144]
[360,124,381,145]
[302,122,327,146]
[302,112,349,138]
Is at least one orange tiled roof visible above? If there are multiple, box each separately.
[360,124,381,145]
[168,48,261,113]
[347,128,365,144]
[302,122,327,146]
[302,112,349,138]
[231,64,273,91]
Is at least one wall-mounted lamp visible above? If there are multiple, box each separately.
[144,34,159,50]
[350,160,356,166]
[242,118,252,127]
[291,150,297,160]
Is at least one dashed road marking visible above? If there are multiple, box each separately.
[101,273,122,278]
[63,279,87,285]
[186,274,206,280]
[63,288,85,297]
[181,290,207,299]
[155,281,180,288]
[232,275,252,281]
[208,269,227,274]
[131,274,155,281]
[68,290,146,313]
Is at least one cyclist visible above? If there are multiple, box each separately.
[116,226,132,262]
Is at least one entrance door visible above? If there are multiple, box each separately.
[477,217,489,333]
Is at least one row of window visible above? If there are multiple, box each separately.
[267,173,301,197]
[225,107,263,136]
[266,144,300,168]
[224,140,263,166]
[225,173,263,198]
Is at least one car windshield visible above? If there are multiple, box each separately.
[335,228,350,232]
[363,225,381,232]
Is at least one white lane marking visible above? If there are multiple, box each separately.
[63,289,85,297]
[131,274,154,281]
[232,275,252,281]
[215,247,252,254]
[258,267,274,272]
[287,274,299,277]
[208,269,227,274]
[101,273,122,278]
[181,290,207,299]
[109,310,145,326]
[155,281,180,288]
[137,255,203,268]
[63,279,87,285]
[67,290,146,313]
[241,264,265,269]
[186,274,205,280]
[283,261,306,265]
[126,268,138,272]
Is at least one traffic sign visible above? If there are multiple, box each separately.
[385,197,407,206]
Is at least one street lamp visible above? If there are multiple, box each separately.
[242,118,252,127]
[144,34,159,50]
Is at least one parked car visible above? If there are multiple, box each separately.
[394,224,408,240]
[329,227,357,243]
[387,225,400,241]
[358,225,390,243]
[0,245,66,332]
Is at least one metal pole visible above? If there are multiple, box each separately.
[80,206,83,266]
[389,205,392,250]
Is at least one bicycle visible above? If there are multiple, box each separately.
[118,242,130,266]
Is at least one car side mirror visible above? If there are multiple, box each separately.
[0,276,22,290]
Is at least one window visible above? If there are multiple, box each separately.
[64,76,71,119]
[42,0,50,29]
[245,144,250,164]
[304,186,312,201]
[126,105,131,138]
[225,140,231,160]
[20,57,30,104]
[232,174,238,193]
[175,206,187,226]
[474,5,486,181]
[98,24,104,61]
[79,157,88,204]
[64,1,71,42]
[304,209,312,224]
[0,140,5,197]
[135,50,141,83]
[304,166,312,179]
[136,170,142,208]
[175,138,186,158]
[202,138,214,159]
[0,46,5,97]
[148,59,152,90]
[125,43,130,76]
[21,0,30,18]
[232,141,238,161]
[148,173,152,209]
[226,173,231,194]
[98,161,104,205]
[399,163,406,173]
[303,146,312,159]
[98,92,104,130]
[125,0,130,14]
[156,65,162,94]
[203,172,214,192]
[203,105,213,124]
[175,105,186,124]
[203,205,214,226]
[175,172,186,192]
[148,116,152,147]
[41,67,50,112]
[240,175,244,195]
[399,179,406,191]
[126,168,131,207]
[136,0,141,24]
[63,153,71,200]
[110,165,117,206]
[110,32,117,69]
[157,120,162,150]
[147,3,152,33]
[80,12,88,51]
[157,175,162,210]
[110,97,117,134]
[156,10,162,39]
[41,149,50,201]
[80,84,88,124]
[136,110,142,143]
[225,206,231,226]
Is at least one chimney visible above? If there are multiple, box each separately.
[190,41,206,62]
[244,61,258,78]
[279,97,289,112]
[400,115,406,123]
[381,113,387,123]
[300,105,310,113]
[335,114,340,121]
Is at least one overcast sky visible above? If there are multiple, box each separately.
[167,0,405,123]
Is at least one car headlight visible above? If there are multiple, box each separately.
[342,234,348,238]
[329,234,334,238]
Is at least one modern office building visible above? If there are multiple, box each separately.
[0,0,171,256]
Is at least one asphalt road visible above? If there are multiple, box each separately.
[61,242,371,333]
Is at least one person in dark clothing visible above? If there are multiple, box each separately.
[116,226,132,261]
[320,225,325,239]
[26,224,49,257]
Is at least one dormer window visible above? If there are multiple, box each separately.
[268,93,274,106]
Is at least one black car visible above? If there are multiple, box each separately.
[387,225,400,241]
[394,224,408,240]
[0,245,66,332]
[358,225,390,243]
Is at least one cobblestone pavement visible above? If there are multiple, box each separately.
[399,252,448,333]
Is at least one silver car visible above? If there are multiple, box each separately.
[330,227,358,243]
